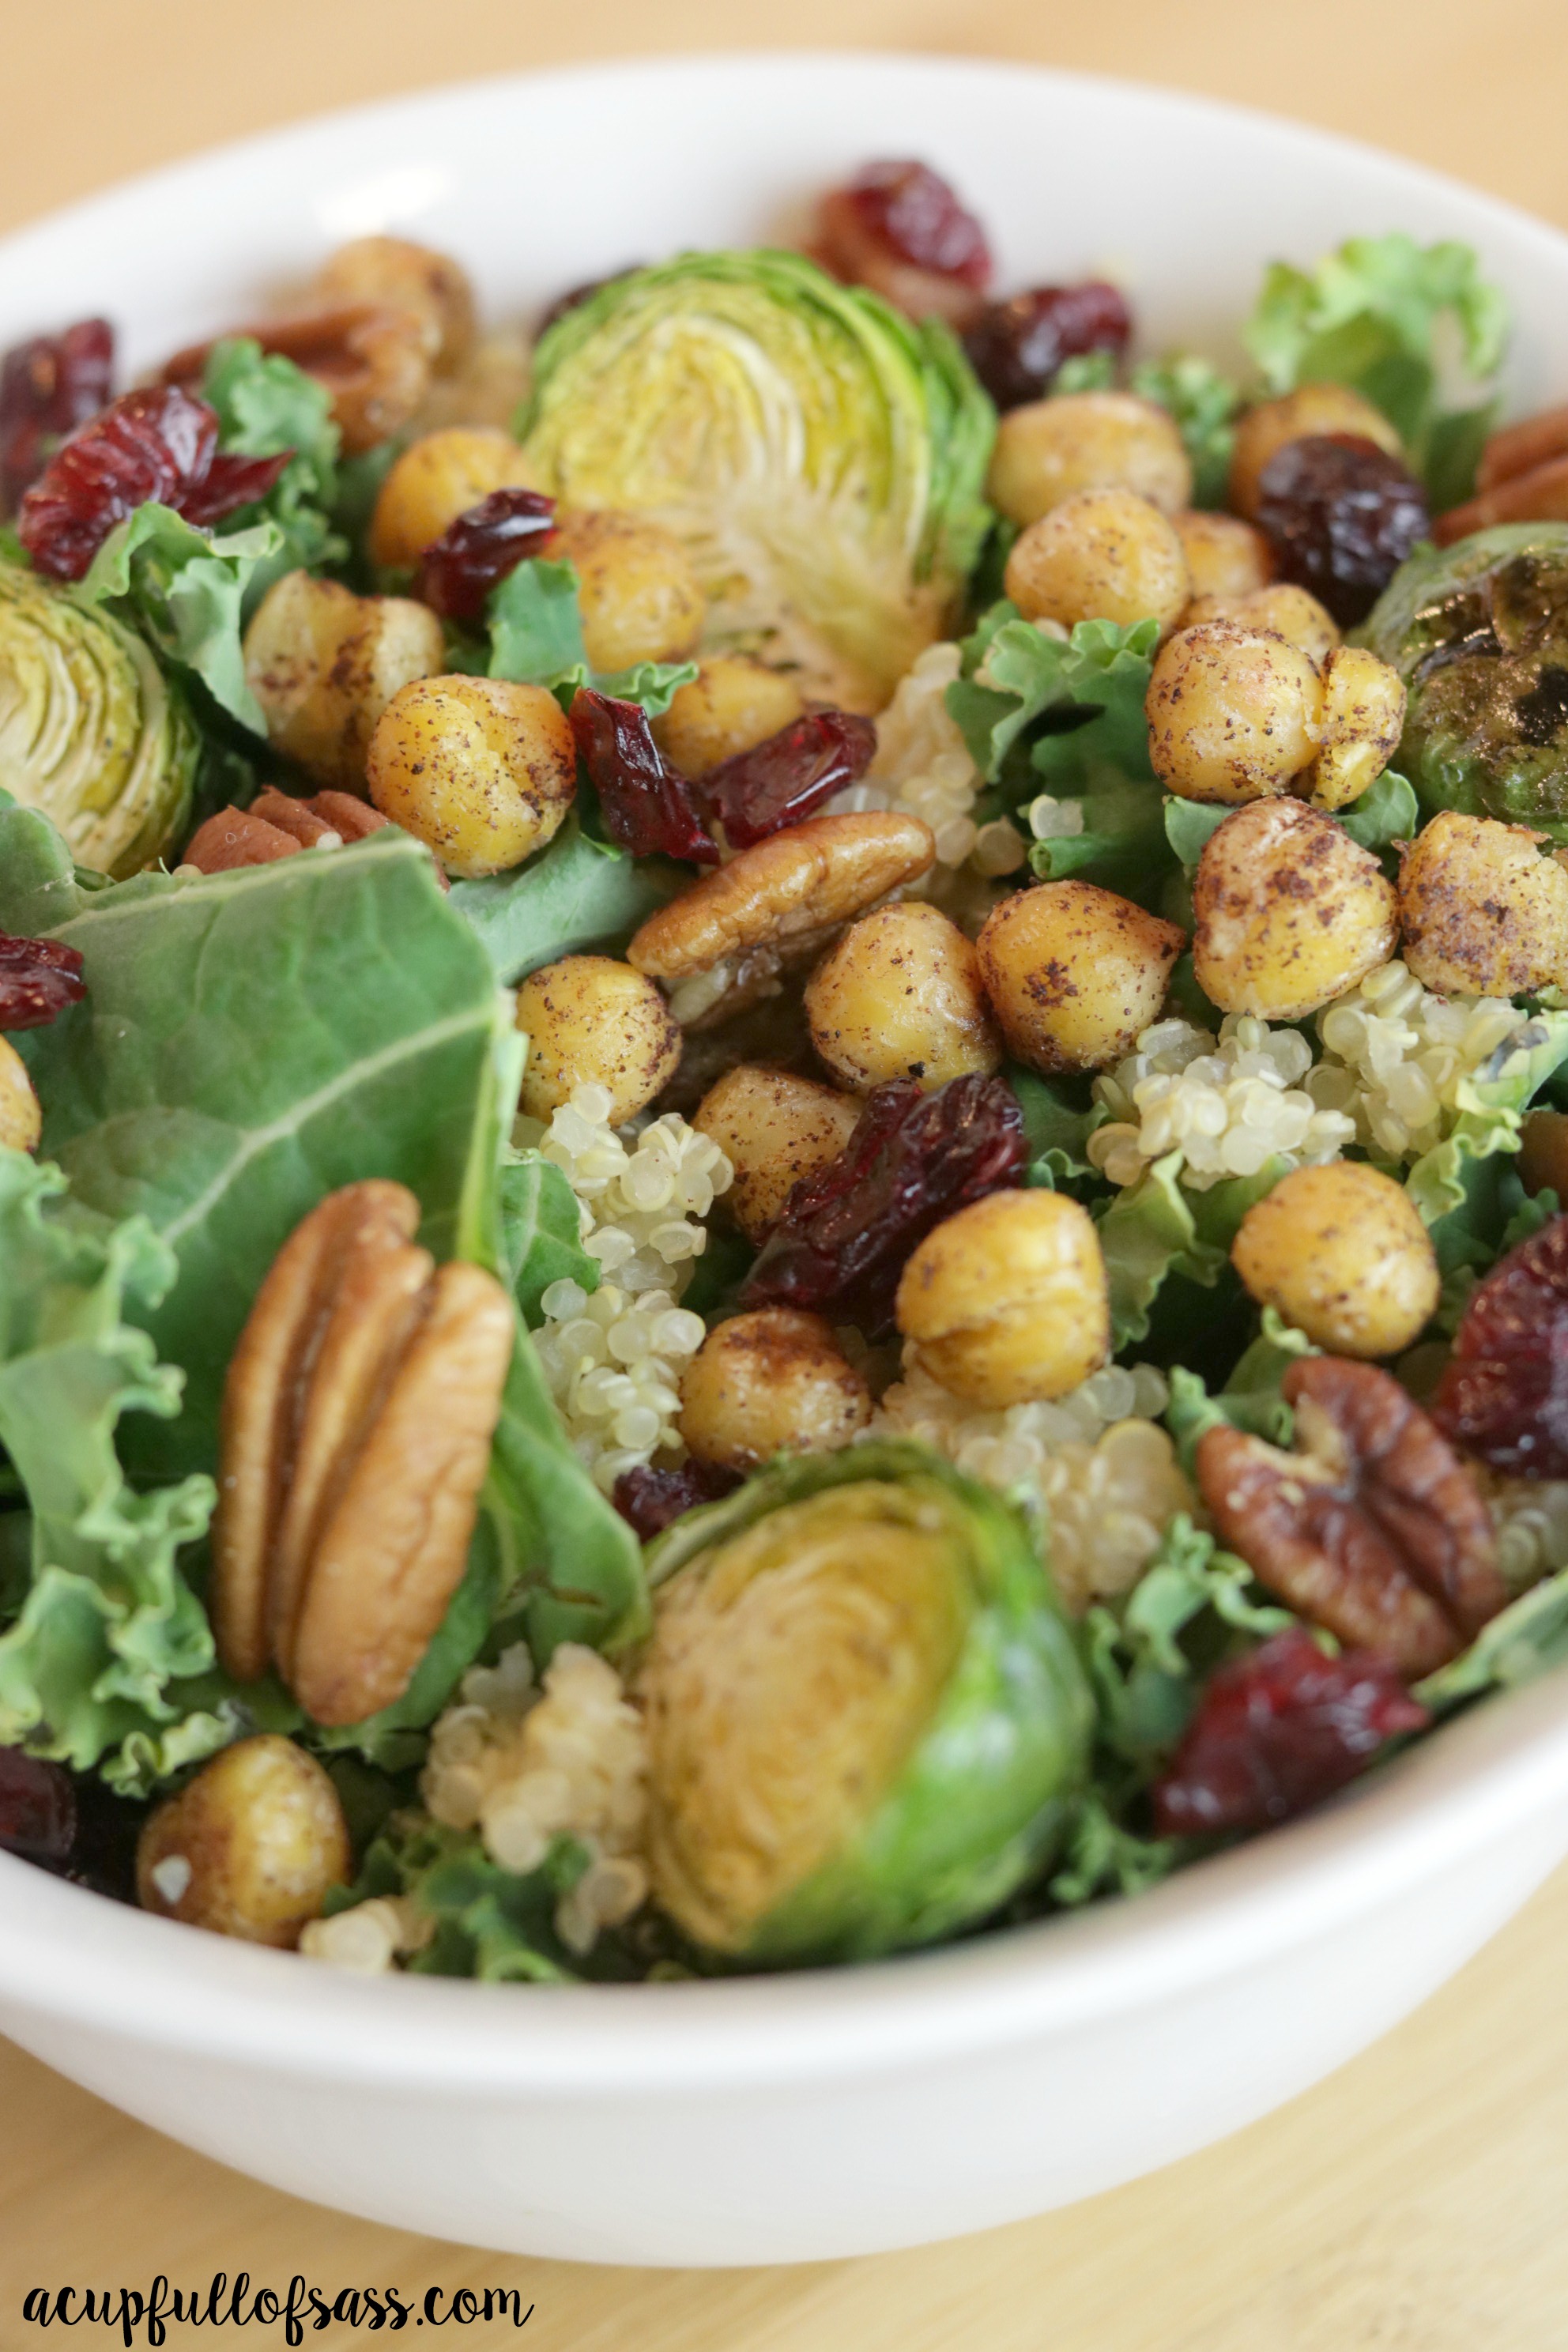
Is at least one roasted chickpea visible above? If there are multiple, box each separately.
[243,571,444,792]
[516,956,681,1126]
[1397,809,1568,997]
[692,1065,861,1242]
[368,426,537,570]
[136,1736,351,1948]
[311,235,477,375]
[1229,383,1404,518]
[1304,646,1407,811]
[367,675,578,877]
[1183,582,1340,667]
[1145,622,1324,805]
[1174,509,1274,601]
[1003,488,1189,638]
[0,1038,40,1152]
[896,1189,1110,1409]
[549,511,706,673]
[1521,1106,1568,1199]
[1232,1163,1440,1358]
[987,391,1193,529]
[977,881,1184,1075]
[679,1309,871,1471]
[652,657,806,777]
[1193,797,1398,1020]
[805,900,1002,1094]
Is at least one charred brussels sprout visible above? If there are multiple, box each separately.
[637,1440,1091,1966]
[0,557,198,874]
[1359,523,1568,835]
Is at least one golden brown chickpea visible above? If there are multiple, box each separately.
[1003,488,1189,638]
[977,881,1185,1075]
[366,675,578,877]
[1182,582,1340,667]
[679,1309,871,1471]
[1193,798,1399,1020]
[136,1736,351,1948]
[368,426,537,570]
[311,235,477,375]
[1304,646,1407,811]
[1173,510,1274,601]
[1397,810,1568,998]
[550,510,706,673]
[652,656,806,777]
[516,956,681,1125]
[1232,1162,1440,1358]
[692,1065,861,1242]
[1228,383,1404,518]
[1145,622,1324,805]
[986,391,1193,529]
[243,571,445,792]
[0,1038,40,1153]
[805,900,1002,1094]
[1521,1106,1568,1198]
[896,1189,1110,1409]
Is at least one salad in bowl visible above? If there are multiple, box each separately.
[4,151,1568,1995]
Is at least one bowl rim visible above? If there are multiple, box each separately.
[3,47,1568,2098]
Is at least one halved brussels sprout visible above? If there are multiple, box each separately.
[0,558,198,876]
[1359,524,1568,835]
[638,1440,1091,1966]
[518,251,996,712]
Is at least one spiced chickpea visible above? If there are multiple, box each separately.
[1306,646,1406,810]
[1004,488,1189,638]
[136,1736,351,1948]
[1182,582,1340,667]
[516,956,681,1126]
[1193,798,1398,1020]
[1397,810,1568,998]
[367,675,578,877]
[805,900,1001,1094]
[977,881,1184,1075]
[1232,1163,1440,1358]
[679,1309,871,1472]
[653,658,806,778]
[550,511,706,673]
[1229,383,1404,518]
[243,571,445,793]
[693,1065,861,1242]
[1145,622,1324,805]
[0,1038,40,1152]
[1174,510,1274,601]
[311,235,477,375]
[987,390,1193,529]
[368,427,538,569]
[896,1189,1110,1410]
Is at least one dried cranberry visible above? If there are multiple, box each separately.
[416,486,556,624]
[1152,1629,1429,1838]
[569,688,720,866]
[0,931,85,1029]
[0,317,114,513]
[1432,1211,1568,1476]
[0,1747,77,1863]
[1253,433,1430,627]
[702,710,876,849]
[843,160,991,286]
[963,282,1132,412]
[17,385,292,581]
[741,1073,1026,1336]
[613,1460,741,1540]
[536,266,645,341]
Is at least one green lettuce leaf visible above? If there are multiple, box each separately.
[199,337,344,604]
[323,1818,586,1982]
[1163,1307,1313,1477]
[1095,1152,1287,1348]
[498,1149,599,1327]
[78,503,282,734]
[1415,1565,1568,1715]
[1130,355,1241,509]
[1046,1792,1178,1907]
[1407,1012,1568,1283]
[1336,764,1419,858]
[1008,1064,1105,1188]
[447,809,683,986]
[487,553,697,718]
[949,606,1159,791]
[1242,234,1508,496]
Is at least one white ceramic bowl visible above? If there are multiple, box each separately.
[3,52,1568,2269]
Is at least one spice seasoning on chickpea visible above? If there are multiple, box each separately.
[805,899,1001,1093]
[1004,487,1190,639]
[977,881,1185,1075]
[679,1308,872,1470]
[1193,797,1399,1020]
[987,389,1192,527]
[896,1189,1110,1409]
[549,509,707,673]
[1231,1162,1441,1358]
[243,570,445,792]
[367,673,579,876]
[693,1065,863,1242]
[517,956,682,1127]
[369,425,539,569]
[1397,811,1568,998]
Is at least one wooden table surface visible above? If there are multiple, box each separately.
[4,2,1568,2343]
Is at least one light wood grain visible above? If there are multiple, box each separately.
[6,3,1568,2342]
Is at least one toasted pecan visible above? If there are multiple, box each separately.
[165,304,431,454]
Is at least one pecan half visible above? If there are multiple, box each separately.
[183,790,448,888]
[1196,1356,1506,1677]
[211,1182,514,1725]
[164,303,431,454]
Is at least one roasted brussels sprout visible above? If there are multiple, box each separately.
[1359,522,1568,837]
[0,557,198,875]
[638,1441,1092,1966]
